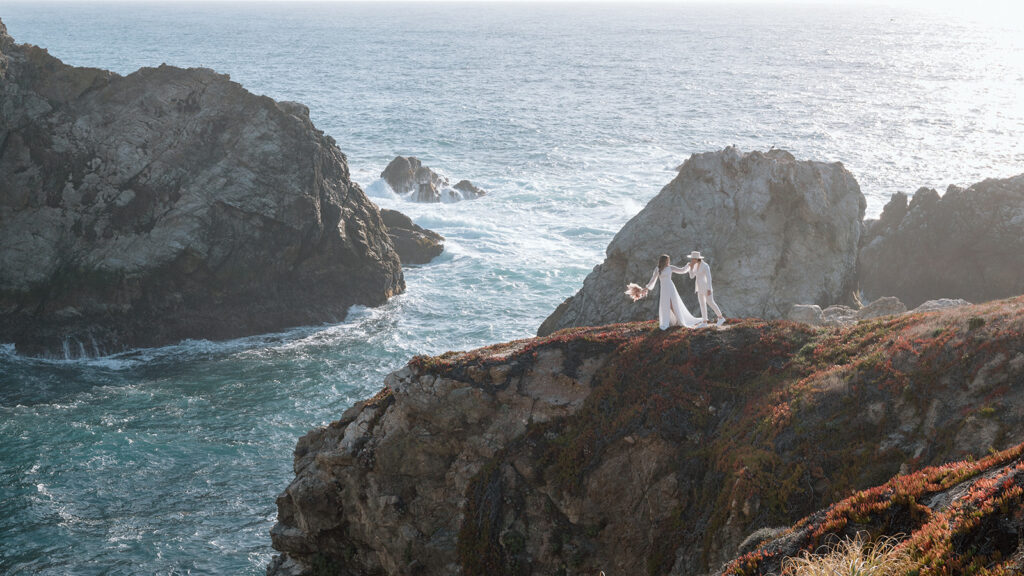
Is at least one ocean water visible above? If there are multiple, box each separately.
[1,2,1022,573]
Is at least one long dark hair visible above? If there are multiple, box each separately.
[658,254,670,271]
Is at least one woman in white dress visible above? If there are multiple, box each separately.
[641,254,701,330]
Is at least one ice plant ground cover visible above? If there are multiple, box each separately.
[393,296,1024,575]
[724,443,1024,576]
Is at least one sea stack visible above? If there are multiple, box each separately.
[539,147,866,336]
[0,19,404,356]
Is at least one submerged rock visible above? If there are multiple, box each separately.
[380,156,486,202]
[268,295,1024,576]
[380,208,444,265]
[538,147,866,336]
[858,174,1024,308]
[0,20,404,356]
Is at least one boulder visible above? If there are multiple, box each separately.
[787,304,823,325]
[858,174,1024,308]
[380,156,485,202]
[912,298,971,314]
[453,179,486,199]
[539,147,866,335]
[855,296,906,320]
[821,304,858,327]
[0,20,404,357]
[379,209,444,265]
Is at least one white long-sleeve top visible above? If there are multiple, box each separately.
[646,264,690,291]
[687,260,712,293]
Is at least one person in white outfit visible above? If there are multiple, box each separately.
[640,254,702,330]
[683,250,726,326]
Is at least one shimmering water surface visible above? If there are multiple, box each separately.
[1,2,1022,573]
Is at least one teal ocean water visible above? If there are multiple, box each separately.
[1,2,1022,573]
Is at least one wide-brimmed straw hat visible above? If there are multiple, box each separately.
[686,251,703,260]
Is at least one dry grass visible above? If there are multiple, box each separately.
[782,535,913,576]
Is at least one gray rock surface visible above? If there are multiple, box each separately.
[821,304,858,327]
[539,147,866,336]
[0,20,404,356]
[380,208,444,265]
[856,296,907,320]
[787,304,823,325]
[380,156,486,202]
[912,298,971,314]
[858,174,1024,308]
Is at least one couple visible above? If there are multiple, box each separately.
[629,251,726,330]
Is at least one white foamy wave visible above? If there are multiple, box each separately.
[363,178,399,199]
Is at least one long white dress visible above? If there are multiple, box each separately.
[646,265,701,330]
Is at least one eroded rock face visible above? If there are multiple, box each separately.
[380,156,486,203]
[269,296,1024,576]
[0,20,404,356]
[538,147,865,336]
[380,209,444,265]
[858,175,1024,308]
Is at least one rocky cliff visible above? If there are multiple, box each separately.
[859,174,1024,309]
[538,147,865,336]
[0,20,404,356]
[269,295,1024,576]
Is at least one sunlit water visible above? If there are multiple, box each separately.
[1,2,1022,573]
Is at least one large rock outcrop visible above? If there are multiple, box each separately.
[269,295,1024,576]
[538,147,865,336]
[720,443,1024,575]
[859,175,1024,309]
[0,20,404,356]
[380,208,444,265]
[380,156,486,203]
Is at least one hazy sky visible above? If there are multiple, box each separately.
[11,0,1024,26]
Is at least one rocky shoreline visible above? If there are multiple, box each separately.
[0,20,447,357]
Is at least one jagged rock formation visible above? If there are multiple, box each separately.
[0,20,404,356]
[380,156,486,203]
[268,295,1024,576]
[859,175,1024,308]
[720,443,1024,575]
[538,147,865,336]
[380,209,444,265]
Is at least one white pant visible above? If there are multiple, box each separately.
[697,291,724,322]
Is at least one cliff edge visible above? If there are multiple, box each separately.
[269,295,1024,575]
